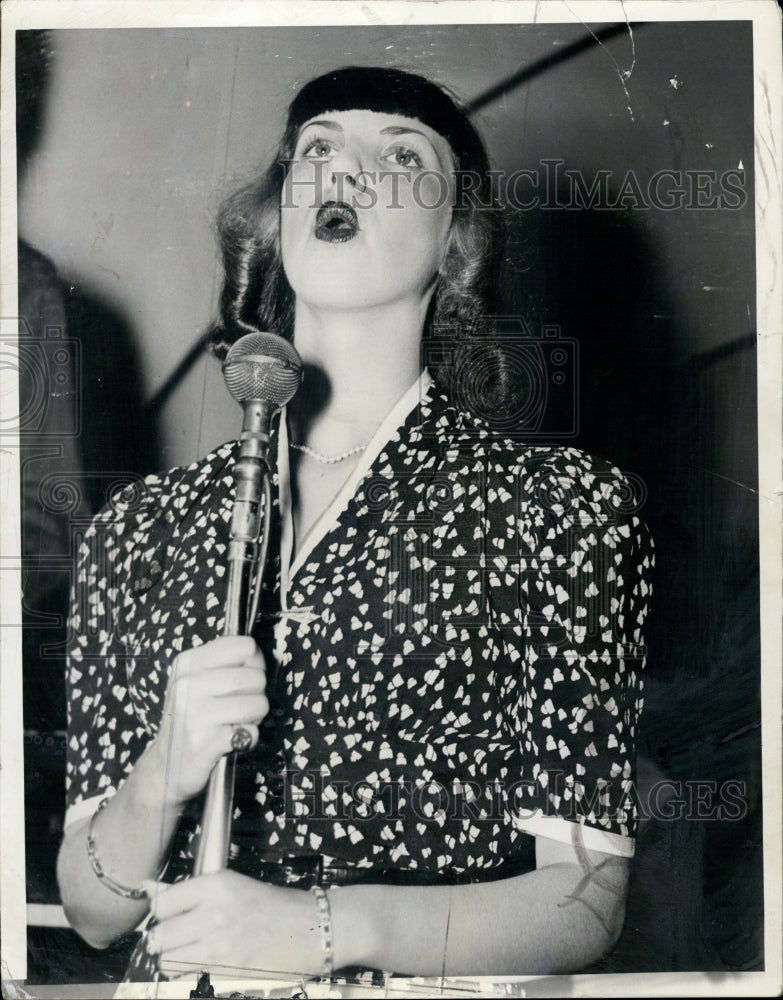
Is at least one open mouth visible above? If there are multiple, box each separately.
[314,201,359,243]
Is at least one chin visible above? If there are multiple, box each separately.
[299,291,385,312]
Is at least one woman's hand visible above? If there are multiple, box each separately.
[144,872,323,977]
[56,637,268,952]
[154,635,269,807]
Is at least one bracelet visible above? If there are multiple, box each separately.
[310,885,334,979]
[86,797,149,900]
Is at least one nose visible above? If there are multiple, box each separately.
[328,147,368,195]
[332,170,367,193]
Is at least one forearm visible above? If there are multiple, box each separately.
[57,737,184,949]
[59,634,268,950]
[330,860,627,977]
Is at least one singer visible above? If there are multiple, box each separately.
[58,67,653,984]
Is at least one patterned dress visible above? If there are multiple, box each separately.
[66,376,653,907]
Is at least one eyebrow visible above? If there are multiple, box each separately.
[298,119,343,133]
[379,126,429,139]
[298,121,431,141]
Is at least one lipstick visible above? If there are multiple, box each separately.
[314,201,359,243]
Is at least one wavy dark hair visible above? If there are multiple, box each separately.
[207,66,512,414]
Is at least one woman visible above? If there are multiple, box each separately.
[58,66,653,983]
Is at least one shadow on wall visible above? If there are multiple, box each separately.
[18,240,159,728]
[63,283,160,508]
[17,34,160,979]
[17,31,160,512]
[19,251,160,905]
[499,185,762,971]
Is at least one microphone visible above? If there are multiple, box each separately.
[194,332,302,876]
[220,333,303,635]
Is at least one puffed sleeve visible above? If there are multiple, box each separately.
[491,448,653,856]
[64,476,167,829]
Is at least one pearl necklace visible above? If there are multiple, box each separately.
[289,441,367,464]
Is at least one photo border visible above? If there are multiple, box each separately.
[1,1,780,996]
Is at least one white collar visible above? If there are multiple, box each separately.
[278,370,434,603]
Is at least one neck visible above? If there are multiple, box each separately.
[289,298,427,452]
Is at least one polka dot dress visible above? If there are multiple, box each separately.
[66,381,653,885]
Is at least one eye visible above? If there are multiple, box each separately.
[381,146,424,169]
[300,136,336,160]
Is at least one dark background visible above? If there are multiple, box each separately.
[15,19,762,984]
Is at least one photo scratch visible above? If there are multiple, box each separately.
[564,0,637,120]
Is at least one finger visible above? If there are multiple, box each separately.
[169,674,268,726]
[175,636,263,675]
[147,917,202,958]
[163,705,265,777]
[144,879,200,924]
[141,878,166,902]
[224,722,259,754]
[203,715,263,766]
[209,694,270,728]
[208,665,267,698]
[179,666,266,704]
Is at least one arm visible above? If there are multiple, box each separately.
[145,832,628,977]
[58,635,268,949]
[333,834,628,976]
[57,736,182,948]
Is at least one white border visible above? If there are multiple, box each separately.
[0,0,780,29]
[1,1,781,996]
[754,1,783,995]
[0,0,25,987]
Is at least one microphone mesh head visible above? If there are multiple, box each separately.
[222,332,302,407]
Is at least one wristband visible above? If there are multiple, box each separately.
[310,884,334,978]
[86,797,149,900]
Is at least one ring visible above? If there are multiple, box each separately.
[230,727,253,753]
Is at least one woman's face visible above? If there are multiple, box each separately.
[280,109,454,314]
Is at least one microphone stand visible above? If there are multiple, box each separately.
[185,400,274,997]
[195,399,275,875]
[171,331,301,994]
